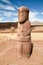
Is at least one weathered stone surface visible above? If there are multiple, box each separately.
[17,6,31,58]
[17,36,31,42]
[17,20,31,36]
[22,41,31,58]
[16,41,31,58]
[18,6,29,23]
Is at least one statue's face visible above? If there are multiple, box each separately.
[18,10,28,23]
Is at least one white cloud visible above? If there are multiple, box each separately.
[0,0,19,22]
[0,11,18,17]
[0,4,15,11]
[5,6,15,11]
[41,12,43,14]
[29,11,43,22]
[1,18,18,22]
[29,11,39,20]
[13,18,18,22]
[2,20,11,22]
[0,17,3,22]
[4,12,14,17]
[0,4,18,22]
[0,18,3,20]
[29,11,39,17]
[4,12,12,17]
[2,0,11,5]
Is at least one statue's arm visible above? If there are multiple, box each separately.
[28,21,31,35]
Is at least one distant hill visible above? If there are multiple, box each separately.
[31,21,43,25]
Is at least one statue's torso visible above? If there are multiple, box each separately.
[17,20,31,36]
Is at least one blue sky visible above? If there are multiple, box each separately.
[0,0,43,22]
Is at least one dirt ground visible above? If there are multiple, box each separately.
[0,32,43,40]
[0,33,43,65]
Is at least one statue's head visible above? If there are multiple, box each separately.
[18,6,29,23]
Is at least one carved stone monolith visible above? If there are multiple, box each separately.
[17,6,31,58]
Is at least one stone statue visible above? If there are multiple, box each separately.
[17,6,31,58]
